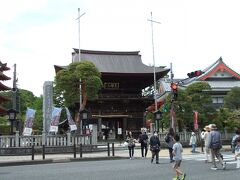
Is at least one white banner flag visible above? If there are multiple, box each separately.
[65,107,77,131]
[49,107,62,133]
[23,108,36,136]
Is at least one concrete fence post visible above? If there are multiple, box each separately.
[42,131,46,146]
[67,132,71,146]
[15,131,19,147]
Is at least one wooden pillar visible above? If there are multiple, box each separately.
[123,117,127,140]
[98,117,102,140]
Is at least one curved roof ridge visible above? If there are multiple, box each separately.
[72,48,140,56]
[202,57,222,74]
[199,57,240,80]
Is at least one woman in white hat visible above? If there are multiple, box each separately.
[203,125,212,163]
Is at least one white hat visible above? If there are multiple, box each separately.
[204,125,210,131]
[209,124,217,130]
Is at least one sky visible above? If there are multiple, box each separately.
[1,0,240,97]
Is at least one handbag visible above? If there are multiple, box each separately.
[151,145,160,152]
[123,141,129,147]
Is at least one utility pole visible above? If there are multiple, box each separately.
[12,64,18,111]
[76,8,86,134]
[170,62,176,132]
[148,12,161,132]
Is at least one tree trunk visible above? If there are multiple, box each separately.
[76,80,87,124]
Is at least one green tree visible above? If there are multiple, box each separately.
[184,82,213,130]
[0,89,43,132]
[224,87,240,110]
[225,109,240,130]
[216,108,231,131]
[54,61,102,123]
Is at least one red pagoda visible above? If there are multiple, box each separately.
[0,61,11,115]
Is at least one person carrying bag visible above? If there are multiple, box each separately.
[150,131,161,164]
[126,131,137,160]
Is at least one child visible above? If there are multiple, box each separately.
[172,134,186,180]
[234,137,240,169]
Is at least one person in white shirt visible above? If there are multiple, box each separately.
[234,137,240,169]
[189,132,197,153]
[203,125,212,163]
[172,134,186,180]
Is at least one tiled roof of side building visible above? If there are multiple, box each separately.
[207,81,240,89]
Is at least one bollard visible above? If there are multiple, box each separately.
[32,145,35,160]
[42,145,45,160]
[112,143,115,157]
[73,143,76,158]
[107,143,110,157]
[80,143,83,158]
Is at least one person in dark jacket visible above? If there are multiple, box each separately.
[150,131,161,164]
[207,124,226,170]
[138,130,149,158]
[165,128,175,163]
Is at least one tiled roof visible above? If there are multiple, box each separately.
[0,82,11,91]
[71,49,169,74]
[207,81,240,89]
[0,61,10,71]
[0,71,11,80]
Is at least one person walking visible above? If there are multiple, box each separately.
[200,129,205,153]
[172,134,186,180]
[203,125,212,163]
[126,131,137,160]
[150,131,161,164]
[234,137,240,169]
[207,124,226,170]
[138,129,149,158]
[165,127,175,163]
[231,129,240,153]
[189,131,197,153]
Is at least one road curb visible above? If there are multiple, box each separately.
[0,159,53,167]
[0,156,127,167]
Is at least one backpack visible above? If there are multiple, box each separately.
[210,132,221,149]
[232,135,240,147]
[165,134,170,143]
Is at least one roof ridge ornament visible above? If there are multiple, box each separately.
[219,56,223,62]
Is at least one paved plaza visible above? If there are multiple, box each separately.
[0,151,239,180]
[0,145,234,164]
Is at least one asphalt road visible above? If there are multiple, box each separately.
[0,156,239,180]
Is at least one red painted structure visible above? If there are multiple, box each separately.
[0,61,11,115]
